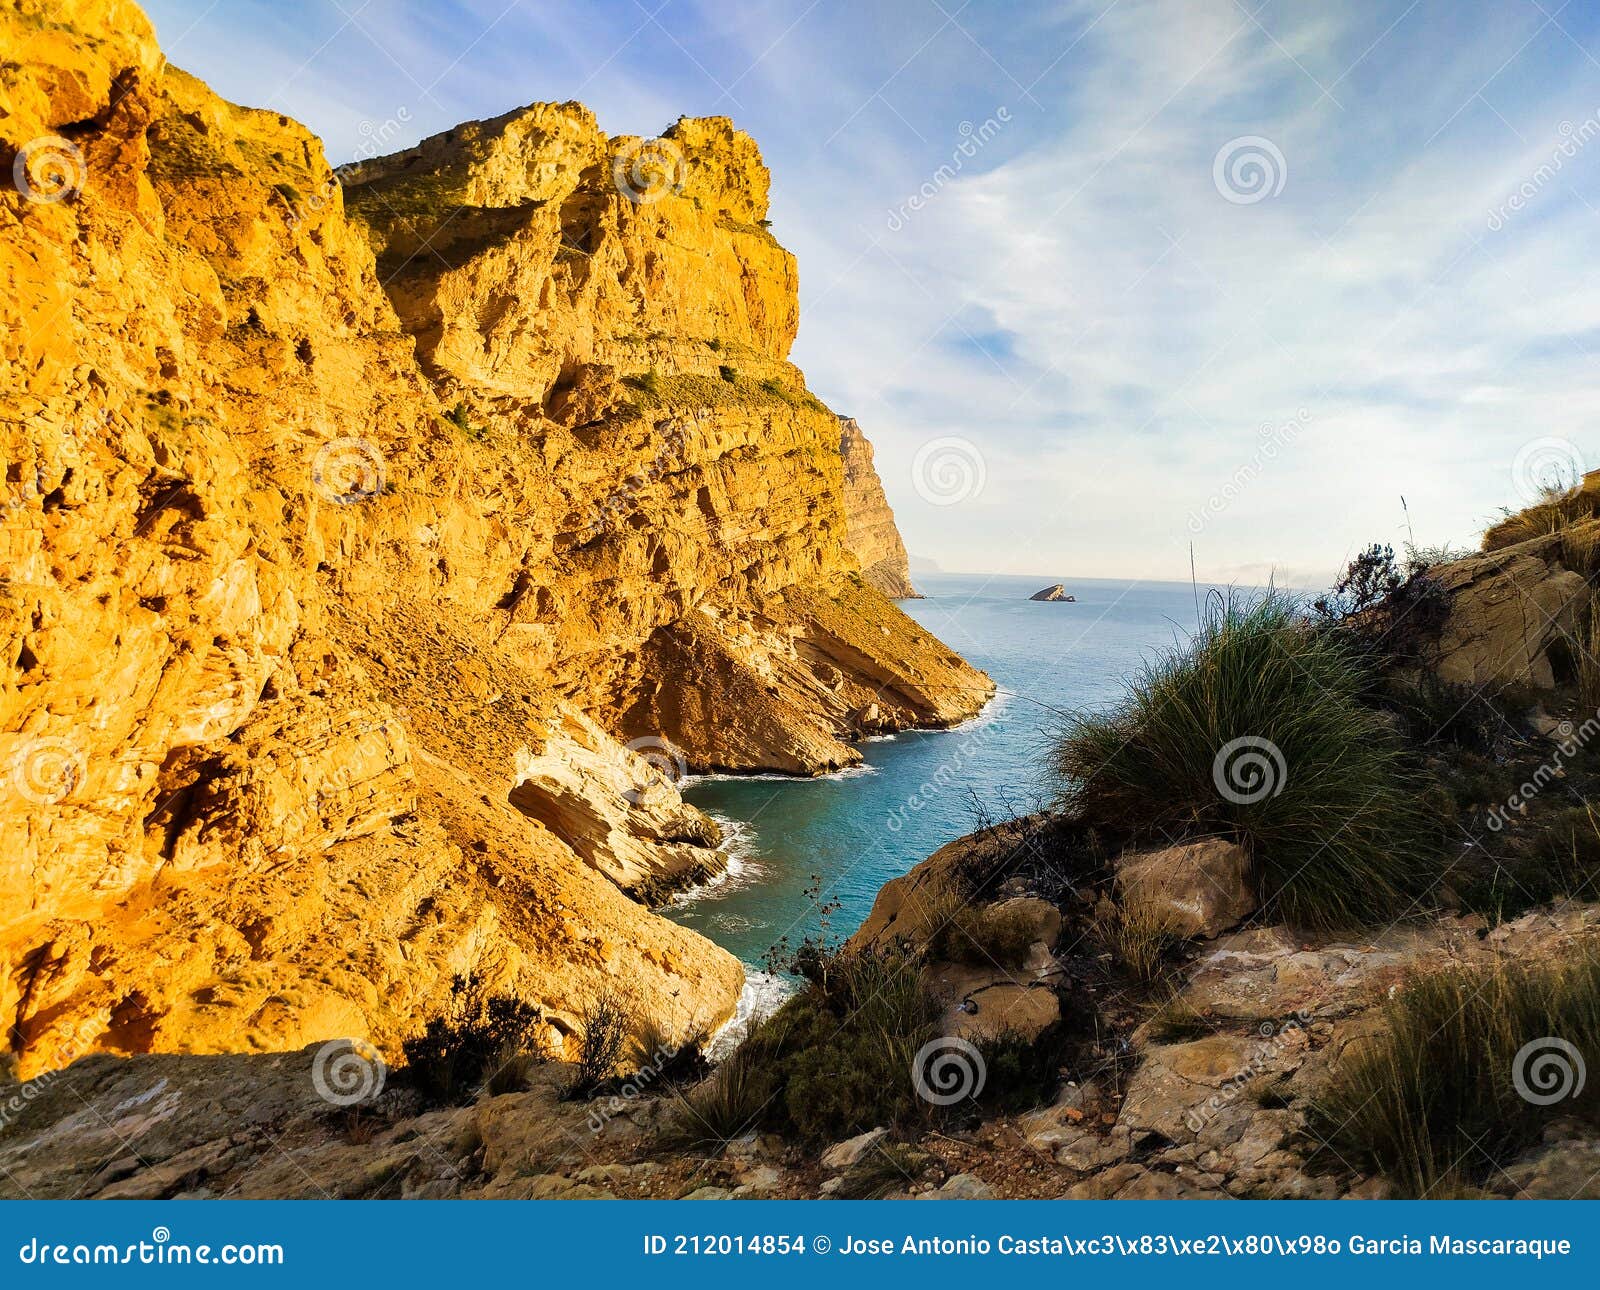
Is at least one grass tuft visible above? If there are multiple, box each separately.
[1310,946,1600,1196]
[1055,591,1434,929]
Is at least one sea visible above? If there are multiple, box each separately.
[665,571,1237,1016]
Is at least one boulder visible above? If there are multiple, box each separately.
[1499,1136,1600,1199]
[916,1172,994,1199]
[820,1126,888,1171]
[1029,584,1071,601]
[1426,530,1596,688]
[1116,839,1256,939]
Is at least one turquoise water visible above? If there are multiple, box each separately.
[667,572,1227,969]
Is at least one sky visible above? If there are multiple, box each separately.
[140,0,1600,586]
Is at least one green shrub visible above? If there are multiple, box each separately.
[974,1027,1059,1114]
[925,899,1041,968]
[441,400,487,441]
[1310,947,1600,1195]
[623,368,662,398]
[669,949,942,1147]
[1451,807,1600,924]
[717,364,738,384]
[1055,592,1433,929]
[757,376,797,405]
[569,986,635,1098]
[399,975,545,1105]
[778,950,942,1142]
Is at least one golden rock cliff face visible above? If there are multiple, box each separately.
[0,0,990,1075]
[838,416,917,599]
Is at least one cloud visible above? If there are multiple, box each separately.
[141,0,1600,583]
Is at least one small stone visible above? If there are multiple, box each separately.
[820,1126,888,1172]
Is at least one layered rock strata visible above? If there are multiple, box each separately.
[0,0,990,1076]
[837,416,916,598]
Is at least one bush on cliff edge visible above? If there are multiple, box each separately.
[1311,946,1600,1195]
[1054,592,1433,929]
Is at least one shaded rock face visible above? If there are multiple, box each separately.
[1116,839,1256,939]
[1426,525,1597,688]
[837,416,916,598]
[0,1,990,1075]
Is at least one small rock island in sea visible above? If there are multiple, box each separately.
[1030,584,1075,602]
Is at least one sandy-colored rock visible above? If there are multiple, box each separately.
[821,1126,889,1171]
[1029,584,1073,602]
[839,417,916,598]
[0,1,989,1074]
[1499,1135,1600,1199]
[917,1172,994,1199]
[1116,839,1256,939]
[1427,527,1597,688]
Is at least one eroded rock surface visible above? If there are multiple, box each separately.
[838,416,916,599]
[0,0,989,1075]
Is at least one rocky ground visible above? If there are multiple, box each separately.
[6,877,1596,1201]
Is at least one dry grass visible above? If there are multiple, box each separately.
[570,986,636,1097]
[923,893,1043,968]
[1311,944,1600,1196]
[1482,477,1600,554]
[1093,899,1190,984]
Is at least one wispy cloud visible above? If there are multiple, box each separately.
[143,0,1600,583]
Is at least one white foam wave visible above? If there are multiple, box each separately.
[664,814,764,908]
[683,760,879,786]
[707,970,796,1061]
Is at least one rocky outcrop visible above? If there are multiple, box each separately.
[10,899,1595,1201]
[1426,523,1598,688]
[0,0,989,1076]
[1116,839,1256,939]
[1030,584,1073,602]
[838,416,916,598]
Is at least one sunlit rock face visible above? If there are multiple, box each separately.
[838,416,917,600]
[0,0,988,1075]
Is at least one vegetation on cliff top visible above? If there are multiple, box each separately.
[1055,592,1433,929]
[1312,945,1600,1196]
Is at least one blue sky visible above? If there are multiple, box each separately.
[142,0,1600,584]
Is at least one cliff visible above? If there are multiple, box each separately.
[0,0,990,1076]
[838,416,916,598]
